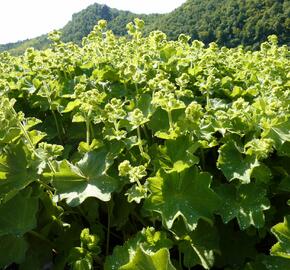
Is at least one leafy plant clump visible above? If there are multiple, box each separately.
[0,19,289,269]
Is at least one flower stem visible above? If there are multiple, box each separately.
[137,126,145,157]
[86,119,91,145]
[168,110,174,130]
[52,110,63,144]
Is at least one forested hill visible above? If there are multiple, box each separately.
[147,0,290,48]
[0,4,155,54]
[61,5,159,43]
[1,0,289,54]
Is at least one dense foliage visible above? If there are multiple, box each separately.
[146,0,290,48]
[0,19,290,269]
[1,0,289,54]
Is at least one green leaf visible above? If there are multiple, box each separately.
[279,142,290,157]
[160,44,177,61]
[137,94,154,118]
[105,227,172,270]
[148,109,169,133]
[157,136,199,173]
[72,112,86,123]
[110,195,135,230]
[0,234,28,268]
[80,228,100,255]
[51,147,119,206]
[216,183,270,230]
[217,140,259,183]
[278,176,290,193]
[263,119,290,150]
[73,258,92,270]
[173,220,219,269]
[215,222,257,267]
[251,163,272,184]
[78,139,103,154]
[0,188,39,236]
[0,127,20,144]
[154,129,180,140]
[271,216,290,259]
[245,255,290,270]
[0,143,34,203]
[28,130,46,146]
[18,228,56,270]
[126,184,147,204]
[62,100,81,113]
[148,108,182,139]
[145,167,221,230]
[68,247,93,270]
[120,247,176,270]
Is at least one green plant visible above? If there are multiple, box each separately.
[0,20,289,269]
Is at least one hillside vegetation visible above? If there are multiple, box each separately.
[0,19,289,269]
[146,0,290,48]
[0,0,289,54]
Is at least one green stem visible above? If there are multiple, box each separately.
[96,46,103,57]
[106,203,112,256]
[168,110,174,130]
[19,121,35,149]
[36,179,54,192]
[98,223,122,240]
[137,126,145,157]
[179,249,182,269]
[135,179,143,189]
[206,90,211,109]
[135,83,139,96]
[52,110,63,144]
[86,119,91,145]
[114,120,119,132]
[90,122,95,141]
[142,124,150,140]
[10,106,56,174]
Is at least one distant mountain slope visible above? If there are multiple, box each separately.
[147,0,290,48]
[0,35,48,55]
[0,4,153,55]
[0,0,289,54]
[61,4,159,43]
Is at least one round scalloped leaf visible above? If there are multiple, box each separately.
[104,227,172,270]
[120,247,176,270]
[157,136,199,173]
[0,188,39,236]
[217,140,259,183]
[144,167,221,230]
[173,219,219,269]
[0,143,31,203]
[216,183,270,230]
[245,255,290,270]
[0,234,28,268]
[263,119,290,151]
[271,215,290,259]
[51,147,119,206]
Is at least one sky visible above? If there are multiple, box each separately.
[0,0,186,44]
